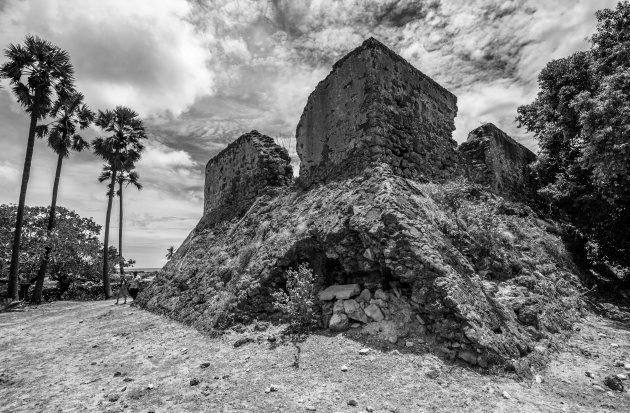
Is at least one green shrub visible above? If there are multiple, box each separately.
[272,263,318,333]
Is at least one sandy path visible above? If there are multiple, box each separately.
[1,300,629,412]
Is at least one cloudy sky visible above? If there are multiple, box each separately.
[0,0,618,267]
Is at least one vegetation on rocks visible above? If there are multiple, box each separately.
[271,263,319,333]
[517,1,630,289]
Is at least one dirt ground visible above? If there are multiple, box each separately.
[1,300,629,412]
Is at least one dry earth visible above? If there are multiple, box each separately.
[1,300,629,412]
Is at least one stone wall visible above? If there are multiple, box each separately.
[458,123,536,198]
[204,130,293,223]
[296,37,459,187]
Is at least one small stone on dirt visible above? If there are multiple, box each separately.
[147,383,154,389]
[534,375,543,384]
[233,337,254,348]
[610,343,619,348]
[107,393,119,402]
[348,399,358,406]
[190,378,200,386]
[502,391,511,399]
[366,407,374,412]
[341,365,348,372]
[603,376,624,392]
[585,371,594,378]
[592,384,606,392]
[305,406,316,411]
[267,335,276,343]
[359,348,370,355]
[616,374,628,380]
[425,369,439,379]
[200,362,210,368]
[405,341,414,347]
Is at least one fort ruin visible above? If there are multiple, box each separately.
[297,38,459,187]
[138,38,582,371]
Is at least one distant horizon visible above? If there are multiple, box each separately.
[0,0,618,267]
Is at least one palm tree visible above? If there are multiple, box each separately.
[0,35,74,300]
[30,92,94,303]
[93,107,146,298]
[166,246,174,260]
[98,166,142,275]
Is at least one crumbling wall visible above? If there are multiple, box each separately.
[459,123,536,198]
[296,37,459,187]
[204,130,293,223]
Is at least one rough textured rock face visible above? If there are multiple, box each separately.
[296,37,459,187]
[138,165,583,370]
[459,124,536,199]
[203,130,293,223]
[137,39,583,372]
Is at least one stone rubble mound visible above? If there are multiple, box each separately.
[137,38,584,372]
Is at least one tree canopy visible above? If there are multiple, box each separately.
[517,1,630,287]
[0,205,121,296]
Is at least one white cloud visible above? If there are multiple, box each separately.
[0,162,19,184]
[0,0,214,117]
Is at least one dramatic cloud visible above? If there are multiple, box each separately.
[0,0,213,116]
[0,0,619,266]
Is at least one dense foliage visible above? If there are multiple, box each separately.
[0,204,119,297]
[272,263,319,333]
[517,2,630,287]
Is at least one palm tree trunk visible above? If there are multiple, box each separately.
[31,152,64,303]
[102,169,117,298]
[118,180,124,275]
[7,103,39,300]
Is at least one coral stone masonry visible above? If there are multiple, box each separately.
[203,130,293,223]
[296,37,459,187]
[459,123,536,199]
[138,38,582,373]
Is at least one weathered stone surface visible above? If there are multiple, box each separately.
[356,288,371,303]
[333,300,345,314]
[296,37,458,187]
[364,303,385,322]
[329,313,349,331]
[137,38,583,370]
[343,299,369,323]
[204,130,293,223]
[318,284,361,301]
[459,123,536,199]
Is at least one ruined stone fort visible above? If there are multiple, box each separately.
[138,38,581,371]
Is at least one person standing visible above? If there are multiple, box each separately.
[115,275,129,305]
[129,274,141,300]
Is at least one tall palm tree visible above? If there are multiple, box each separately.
[0,35,74,300]
[166,246,174,260]
[30,92,94,303]
[93,107,146,298]
[98,166,142,275]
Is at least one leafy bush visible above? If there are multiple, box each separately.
[271,263,319,333]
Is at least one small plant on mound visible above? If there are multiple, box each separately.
[271,263,319,334]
